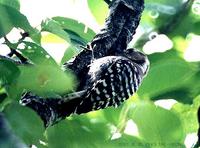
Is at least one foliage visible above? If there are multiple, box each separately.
[0,0,200,147]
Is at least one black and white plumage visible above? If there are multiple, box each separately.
[71,48,149,114]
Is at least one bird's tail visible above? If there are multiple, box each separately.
[20,90,87,127]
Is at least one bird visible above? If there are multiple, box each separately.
[20,48,149,126]
[67,48,149,114]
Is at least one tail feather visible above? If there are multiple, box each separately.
[20,91,86,127]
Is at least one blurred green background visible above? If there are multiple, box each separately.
[0,0,200,147]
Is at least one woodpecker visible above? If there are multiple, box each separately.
[68,48,149,114]
[20,0,147,126]
[21,48,149,125]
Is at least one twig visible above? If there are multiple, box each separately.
[18,32,29,43]
[7,49,28,64]
[4,35,29,64]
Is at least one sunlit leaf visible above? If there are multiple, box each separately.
[53,17,96,43]
[41,32,67,43]
[129,101,185,146]
[41,19,71,43]
[172,95,200,133]
[102,106,122,126]
[61,46,78,64]
[16,64,76,96]
[138,58,197,99]
[47,117,111,148]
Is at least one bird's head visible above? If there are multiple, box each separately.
[124,48,149,76]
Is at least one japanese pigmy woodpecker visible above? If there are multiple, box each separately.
[62,48,149,115]
[19,0,147,127]
[21,48,149,120]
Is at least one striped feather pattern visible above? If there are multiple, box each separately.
[74,56,142,114]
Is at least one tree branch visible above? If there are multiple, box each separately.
[4,34,29,64]
[20,0,145,127]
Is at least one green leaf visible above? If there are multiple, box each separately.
[147,50,181,65]
[152,88,193,104]
[189,70,200,97]
[138,58,197,99]
[0,58,20,85]
[61,46,78,64]
[46,117,111,148]
[102,106,122,126]
[129,101,185,147]
[87,0,109,25]
[0,0,20,10]
[0,4,41,43]
[3,103,45,145]
[5,82,22,100]
[41,19,71,43]
[0,113,27,148]
[139,51,200,103]
[0,5,16,38]
[169,11,200,37]
[107,134,150,148]
[5,41,76,97]
[52,17,96,43]
[172,95,200,134]
[15,64,76,96]
[63,29,87,46]
[17,41,57,65]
